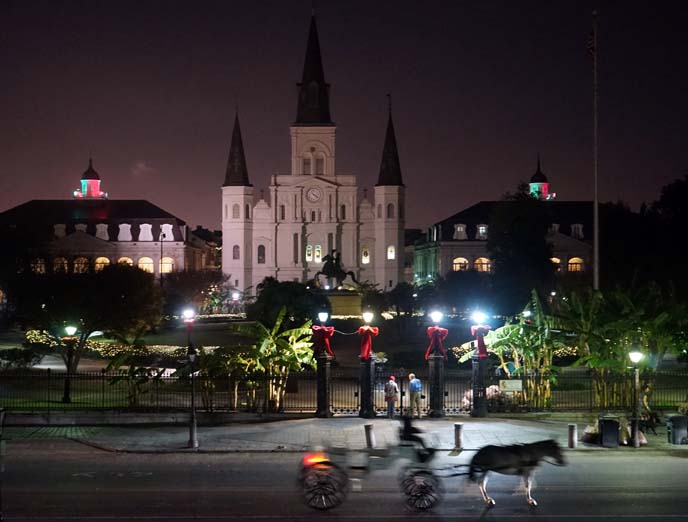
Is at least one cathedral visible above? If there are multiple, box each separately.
[222,14,405,294]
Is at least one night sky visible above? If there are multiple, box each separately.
[2,0,686,231]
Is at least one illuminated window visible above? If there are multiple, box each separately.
[31,258,46,274]
[232,245,240,260]
[550,257,562,272]
[452,257,469,271]
[257,245,265,264]
[387,203,395,219]
[474,257,491,272]
[453,224,466,240]
[73,257,90,273]
[303,158,311,175]
[232,204,240,219]
[568,257,584,272]
[138,257,154,273]
[94,257,110,271]
[477,225,488,240]
[160,257,174,273]
[361,247,370,265]
[314,245,322,263]
[118,257,133,266]
[306,245,313,262]
[387,246,396,260]
[54,257,68,272]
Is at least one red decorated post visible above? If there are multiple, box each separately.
[359,312,377,418]
[313,314,334,418]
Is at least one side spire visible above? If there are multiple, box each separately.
[376,97,404,186]
[294,13,333,125]
[223,112,251,187]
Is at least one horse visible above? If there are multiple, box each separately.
[468,439,565,507]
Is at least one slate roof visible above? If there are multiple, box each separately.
[0,199,185,225]
[81,158,100,180]
[294,14,333,125]
[376,109,404,186]
[223,113,251,186]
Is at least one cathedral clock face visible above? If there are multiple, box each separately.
[306,187,322,203]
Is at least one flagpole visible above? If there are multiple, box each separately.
[592,10,600,291]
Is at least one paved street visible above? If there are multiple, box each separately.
[3,438,688,521]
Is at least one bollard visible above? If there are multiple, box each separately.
[364,423,376,449]
[568,423,577,449]
[454,423,463,449]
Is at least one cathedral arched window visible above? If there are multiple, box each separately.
[361,247,370,265]
[315,156,324,175]
[74,257,90,273]
[137,257,154,273]
[94,257,110,271]
[303,157,311,175]
[387,246,396,260]
[306,245,313,262]
[232,245,240,260]
[314,245,322,263]
[311,210,316,222]
[280,205,286,221]
[257,245,266,264]
[387,203,395,219]
[232,204,240,219]
[245,204,250,220]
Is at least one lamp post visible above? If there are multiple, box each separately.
[629,349,644,449]
[62,325,78,404]
[426,311,448,418]
[358,310,378,418]
[183,309,198,449]
[313,311,334,418]
[470,311,490,418]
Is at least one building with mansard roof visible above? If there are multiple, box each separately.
[412,159,593,281]
[0,159,211,277]
[221,14,405,293]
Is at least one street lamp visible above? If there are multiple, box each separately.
[470,311,491,417]
[183,308,198,449]
[358,310,379,418]
[362,311,374,325]
[429,310,443,324]
[318,311,329,324]
[62,325,78,403]
[629,349,644,449]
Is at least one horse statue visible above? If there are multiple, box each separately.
[313,250,360,289]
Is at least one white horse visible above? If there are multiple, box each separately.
[468,439,566,507]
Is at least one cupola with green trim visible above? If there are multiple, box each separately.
[74,158,108,199]
[529,154,554,200]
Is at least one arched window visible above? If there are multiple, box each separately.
[73,257,90,273]
[314,245,322,263]
[377,204,382,218]
[232,245,240,260]
[303,157,311,175]
[361,247,370,265]
[279,205,286,221]
[257,245,266,264]
[160,257,174,273]
[340,205,346,220]
[452,257,469,271]
[245,204,250,220]
[550,257,562,272]
[315,156,324,175]
[567,257,584,272]
[387,246,396,260]
[232,204,240,219]
[306,245,313,262]
[474,257,491,272]
[138,257,154,273]
[118,257,133,266]
[387,203,395,219]
[311,210,316,222]
[224,204,228,220]
[94,257,110,271]
[53,257,68,272]
[31,258,46,274]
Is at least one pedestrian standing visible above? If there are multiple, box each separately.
[384,375,399,418]
[408,373,422,419]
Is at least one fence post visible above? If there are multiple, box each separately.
[101,368,106,409]
[454,423,463,449]
[568,423,578,449]
[364,423,376,448]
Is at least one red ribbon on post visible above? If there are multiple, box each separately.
[357,326,379,360]
[311,325,335,357]
[470,325,491,358]
[425,326,449,360]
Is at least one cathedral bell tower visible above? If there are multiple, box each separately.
[374,99,405,290]
[221,112,253,292]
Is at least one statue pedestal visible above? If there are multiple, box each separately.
[327,291,362,316]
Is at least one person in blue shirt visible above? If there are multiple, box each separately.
[408,373,422,418]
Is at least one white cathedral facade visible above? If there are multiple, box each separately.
[222,14,405,294]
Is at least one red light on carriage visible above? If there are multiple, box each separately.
[303,452,329,466]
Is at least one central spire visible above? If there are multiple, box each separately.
[223,112,251,187]
[376,95,404,186]
[294,13,333,125]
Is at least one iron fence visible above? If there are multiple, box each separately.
[1,368,686,413]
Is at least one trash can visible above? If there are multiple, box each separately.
[667,415,688,445]
[598,415,619,448]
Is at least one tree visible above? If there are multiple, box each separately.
[247,277,329,328]
[436,269,493,314]
[232,307,313,412]
[487,185,555,315]
[162,270,228,315]
[12,264,163,402]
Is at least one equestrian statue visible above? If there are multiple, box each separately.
[313,250,360,289]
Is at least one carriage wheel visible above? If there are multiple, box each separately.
[300,463,350,510]
[399,469,444,511]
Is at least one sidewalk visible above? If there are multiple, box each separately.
[4,414,685,454]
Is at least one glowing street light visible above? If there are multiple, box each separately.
[231,292,240,302]
[182,308,198,449]
[522,310,532,318]
[429,311,443,324]
[318,311,329,324]
[64,326,77,337]
[362,311,374,324]
[629,350,644,365]
[629,348,644,448]
[471,310,487,324]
